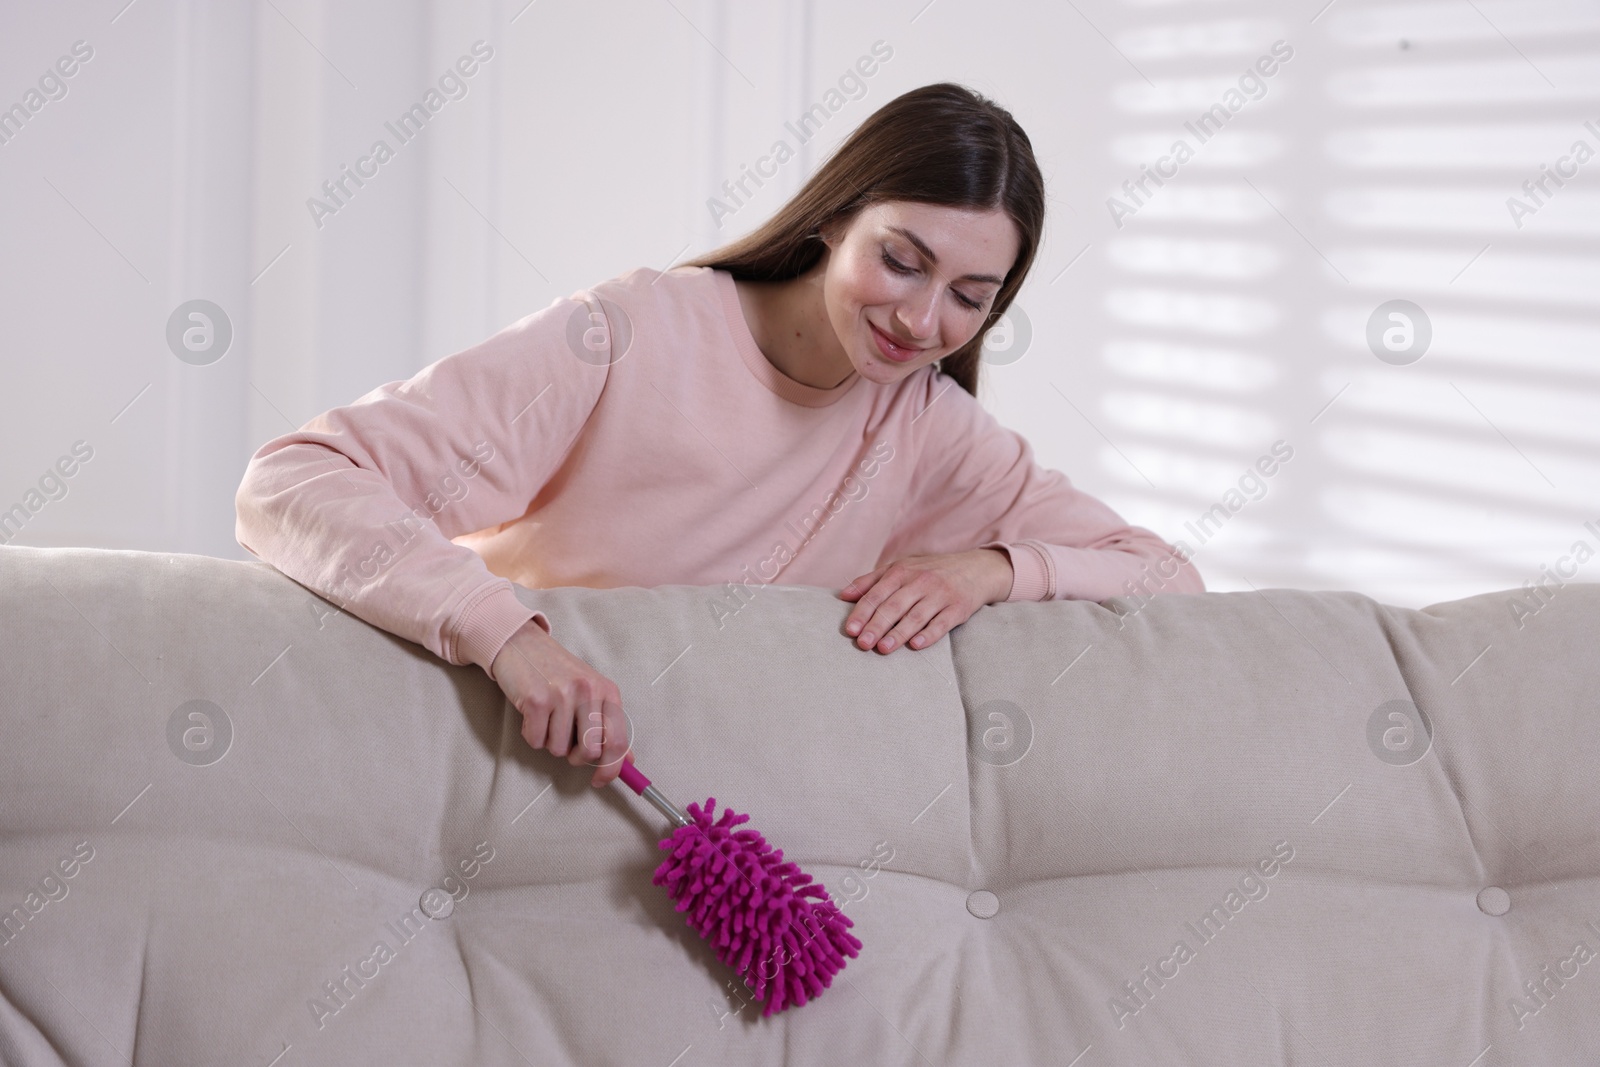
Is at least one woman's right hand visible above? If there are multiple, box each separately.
[489,619,634,787]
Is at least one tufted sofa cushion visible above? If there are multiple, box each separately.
[1,545,1596,1065]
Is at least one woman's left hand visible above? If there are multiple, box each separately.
[836,548,1014,654]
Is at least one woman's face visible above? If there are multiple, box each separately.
[821,200,1020,385]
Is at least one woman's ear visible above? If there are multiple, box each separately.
[818,212,853,251]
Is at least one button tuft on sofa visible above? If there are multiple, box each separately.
[966,890,1000,919]
[1476,886,1511,916]
[420,887,455,919]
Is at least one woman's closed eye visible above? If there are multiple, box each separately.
[880,248,985,311]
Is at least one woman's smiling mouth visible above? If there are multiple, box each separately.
[870,321,928,363]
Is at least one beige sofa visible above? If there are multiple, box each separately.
[2,544,1596,1065]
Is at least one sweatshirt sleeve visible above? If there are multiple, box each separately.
[234,291,612,680]
[881,373,1204,603]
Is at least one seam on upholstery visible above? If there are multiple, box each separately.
[130,911,150,1063]
[946,619,981,892]
[1374,596,1487,884]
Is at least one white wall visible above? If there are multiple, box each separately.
[2,0,1597,609]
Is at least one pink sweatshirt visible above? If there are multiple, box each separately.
[235,265,1202,679]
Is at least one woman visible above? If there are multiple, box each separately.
[234,82,1203,791]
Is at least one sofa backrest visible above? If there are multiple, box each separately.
[1,545,1595,1065]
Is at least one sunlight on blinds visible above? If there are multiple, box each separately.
[1099,0,1600,607]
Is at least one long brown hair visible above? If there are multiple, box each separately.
[678,82,1045,399]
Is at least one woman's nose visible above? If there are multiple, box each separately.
[896,284,940,342]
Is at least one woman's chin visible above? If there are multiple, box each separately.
[858,357,907,383]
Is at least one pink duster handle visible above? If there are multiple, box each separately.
[615,759,691,828]
[617,761,650,793]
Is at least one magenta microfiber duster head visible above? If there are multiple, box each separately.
[654,797,863,1014]
[617,764,862,1015]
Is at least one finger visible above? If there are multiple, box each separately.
[591,698,631,786]
[906,605,963,650]
[838,568,885,602]
[877,595,947,653]
[519,701,551,752]
[871,591,938,653]
[602,699,631,769]
[571,704,604,765]
[847,570,910,643]
[855,578,925,650]
[585,700,620,767]
[545,696,576,758]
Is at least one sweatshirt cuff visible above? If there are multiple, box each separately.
[980,540,1052,602]
[450,581,550,680]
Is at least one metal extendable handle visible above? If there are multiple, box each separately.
[616,760,692,829]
